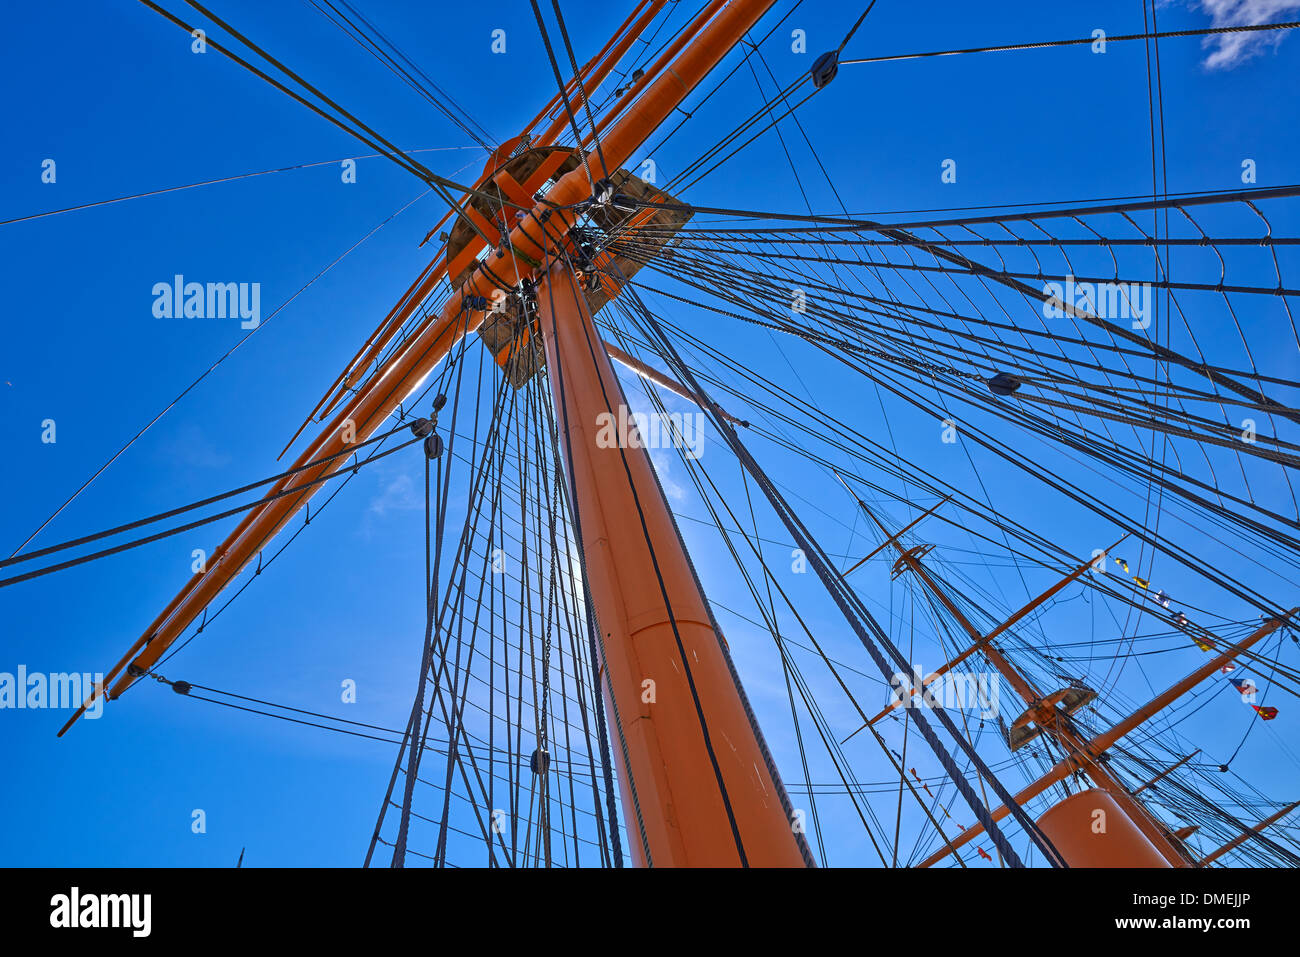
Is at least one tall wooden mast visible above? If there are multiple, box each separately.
[57,0,1287,871]
[66,0,812,868]
[913,609,1295,867]
[851,493,1294,867]
[538,259,807,866]
[887,536,1186,865]
[64,0,780,723]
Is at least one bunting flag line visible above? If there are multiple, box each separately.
[1225,674,1279,721]
[1109,558,1216,651]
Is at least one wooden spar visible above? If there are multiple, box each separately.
[602,339,746,424]
[571,0,730,148]
[273,1,688,440]
[523,1,654,134]
[532,1,667,144]
[1086,622,1291,756]
[841,495,952,579]
[855,536,1125,731]
[1133,750,1201,796]
[278,0,681,446]
[539,259,807,867]
[311,28,650,431]
[862,507,1189,864]
[61,0,782,735]
[835,490,1183,864]
[407,0,664,267]
[282,253,451,456]
[57,297,484,735]
[915,610,1296,867]
[869,511,1040,701]
[1198,799,1300,867]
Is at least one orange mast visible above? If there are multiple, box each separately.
[65,0,814,870]
[915,610,1296,867]
[849,489,1295,867]
[538,259,807,866]
[876,524,1190,865]
[61,0,781,730]
[858,536,1123,729]
[64,0,1281,873]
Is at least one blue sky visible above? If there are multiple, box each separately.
[2,0,1299,867]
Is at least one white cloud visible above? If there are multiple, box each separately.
[1192,0,1300,69]
[622,386,694,503]
[368,472,422,516]
[653,451,688,502]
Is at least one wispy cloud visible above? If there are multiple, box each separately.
[650,446,688,502]
[368,472,422,517]
[1191,0,1300,69]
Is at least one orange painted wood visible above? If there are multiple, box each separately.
[538,261,805,867]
